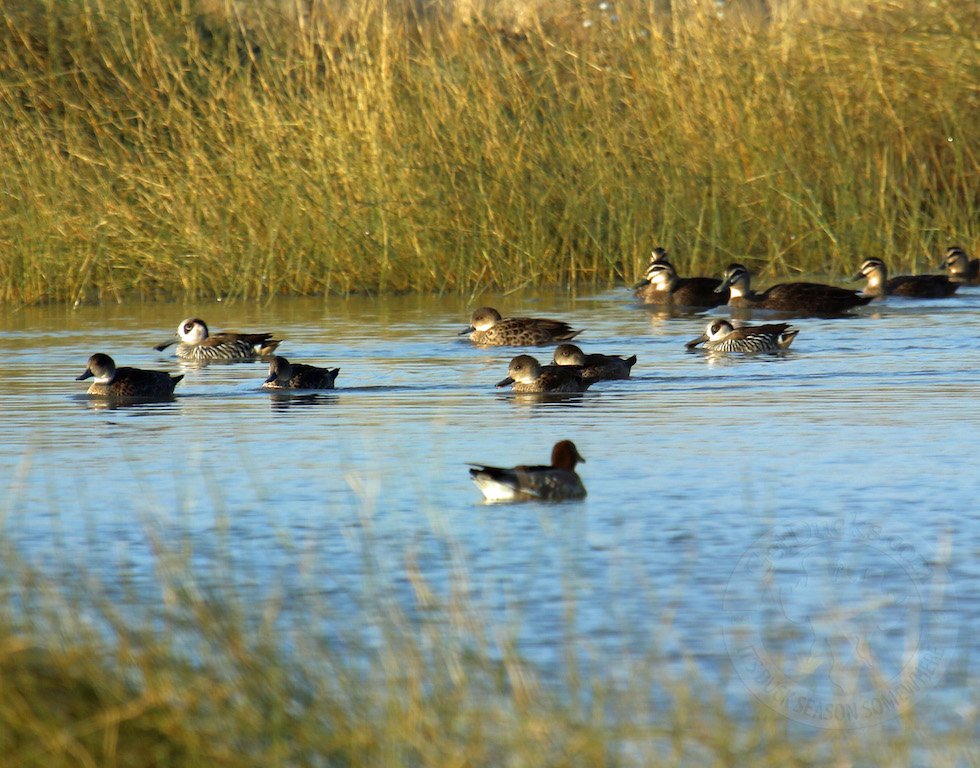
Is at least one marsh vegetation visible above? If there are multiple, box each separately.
[1,0,975,303]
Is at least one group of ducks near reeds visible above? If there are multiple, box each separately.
[77,245,976,502]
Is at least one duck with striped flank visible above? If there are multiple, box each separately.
[460,307,581,347]
[854,258,959,298]
[551,343,636,381]
[495,354,592,393]
[468,439,587,502]
[940,246,979,284]
[76,353,183,398]
[155,318,282,361]
[262,356,340,390]
[685,320,799,353]
[718,263,871,315]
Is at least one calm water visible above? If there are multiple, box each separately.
[1,288,977,730]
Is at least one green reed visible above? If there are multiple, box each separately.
[0,528,974,768]
[0,0,975,304]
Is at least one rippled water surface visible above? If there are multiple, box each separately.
[2,287,977,729]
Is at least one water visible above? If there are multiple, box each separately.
[1,288,977,730]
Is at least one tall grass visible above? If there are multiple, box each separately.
[0,532,974,767]
[0,0,975,304]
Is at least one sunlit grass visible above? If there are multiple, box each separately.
[0,0,975,304]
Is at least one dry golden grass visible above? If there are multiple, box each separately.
[0,0,976,303]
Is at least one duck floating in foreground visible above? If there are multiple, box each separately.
[685,320,799,353]
[495,355,593,393]
[76,353,183,398]
[469,439,587,502]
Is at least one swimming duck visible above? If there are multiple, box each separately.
[76,353,183,398]
[468,439,587,502]
[717,263,872,314]
[940,246,979,284]
[155,318,282,361]
[634,259,728,308]
[495,355,592,393]
[460,307,581,347]
[262,356,339,390]
[551,343,636,381]
[853,258,959,298]
[685,320,799,353]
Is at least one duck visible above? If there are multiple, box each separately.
[940,246,979,284]
[853,258,959,298]
[495,355,592,393]
[460,307,581,347]
[551,343,636,381]
[468,439,587,502]
[262,356,339,389]
[76,353,183,398]
[717,263,872,314]
[685,320,799,353]
[155,318,281,361]
[634,251,728,308]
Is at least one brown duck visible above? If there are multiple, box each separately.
[718,263,872,314]
[495,355,592,393]
[468,439,587,502]
[461,307,581,347]
[76,353,183,398]
[551,344,636,381]
[854,258,959,298]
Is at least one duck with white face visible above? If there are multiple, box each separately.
[853,258,959,298]
[685,319,799,353]
[154,318,282,361]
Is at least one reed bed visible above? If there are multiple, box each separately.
[0,530,974,768]
[0,0,975,304]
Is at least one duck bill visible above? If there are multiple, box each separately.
[75,369,94,381]
[849,272,866,282]
[714,275,734,294]
[458,326,476,337]
[263,373,278,384]
[685,334,708,349]
[632,278,650,290]
[154,338,176,351]
[495,376,514,388]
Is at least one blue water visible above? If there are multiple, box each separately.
[1,287,977,731]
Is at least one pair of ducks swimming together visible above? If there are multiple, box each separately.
[633,247,971,310]
[76,318,339,399]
